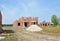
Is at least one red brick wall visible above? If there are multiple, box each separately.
[40,21,51,27]
[13,17,38,29]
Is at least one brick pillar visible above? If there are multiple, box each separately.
[35,17,38,24]
[0,11,3,33]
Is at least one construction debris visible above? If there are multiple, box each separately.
[0,36,5,40]
[0,33,10,36]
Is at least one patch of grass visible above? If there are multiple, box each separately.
[39,25,60,36]
[0,33,18,41]
[0,26,18,41]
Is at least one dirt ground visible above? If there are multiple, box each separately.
[15,29,60,41]
[2,26,60,41]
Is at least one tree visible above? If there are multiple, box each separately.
[51,15,58,26]
[58,18,60,24]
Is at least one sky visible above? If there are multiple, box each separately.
[0,0,60,24]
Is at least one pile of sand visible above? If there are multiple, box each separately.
[26,25,42,32]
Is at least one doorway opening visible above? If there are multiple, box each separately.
[24,22,29,27]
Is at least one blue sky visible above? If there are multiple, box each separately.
[0,0,60,24]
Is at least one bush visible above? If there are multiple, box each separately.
[51,15,58,26]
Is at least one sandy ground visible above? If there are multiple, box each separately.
[15,30,60,41]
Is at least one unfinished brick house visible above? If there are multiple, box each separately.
[13,17,38,29]
[0,11,3,33]
[40,21,51,27]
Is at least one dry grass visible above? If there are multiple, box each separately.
[39,25,60,35]
[1,25,60,41]
[0,26,18,41]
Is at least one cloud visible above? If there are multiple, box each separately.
[19,0,39,17]
[0,0,40,24]
[1,0,51,24]
[1,4,19,24]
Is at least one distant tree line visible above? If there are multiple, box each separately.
[2,24,13,27]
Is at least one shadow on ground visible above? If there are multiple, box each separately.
[3,30,14,33]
